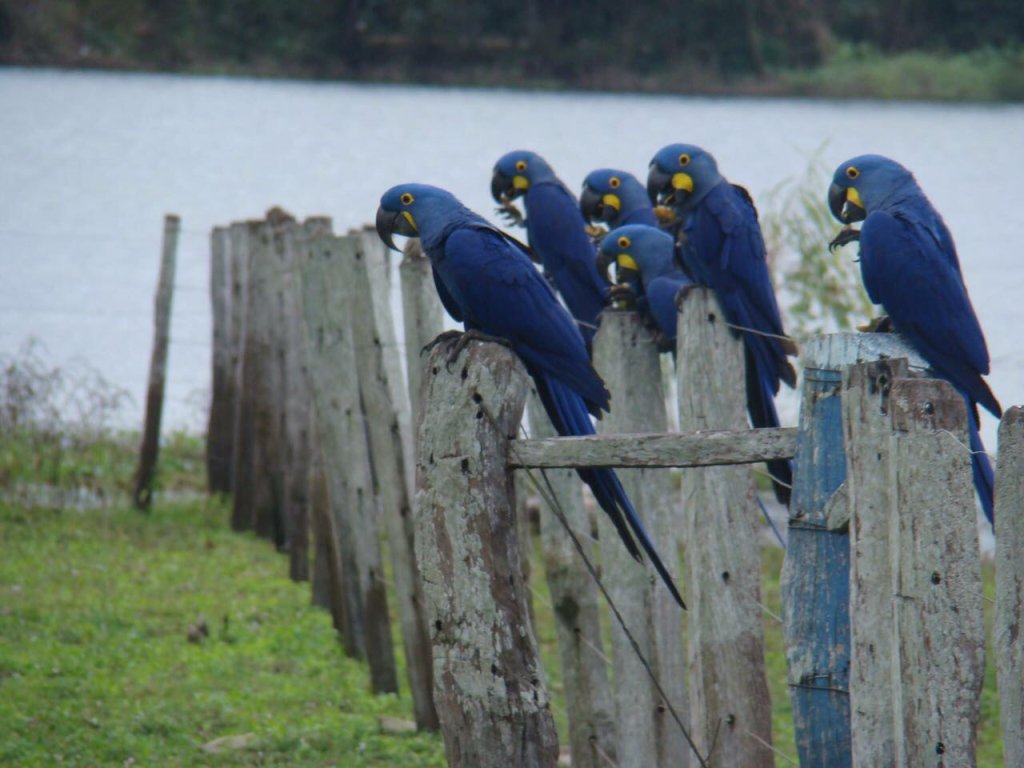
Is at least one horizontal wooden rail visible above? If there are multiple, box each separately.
[508,427,797,469]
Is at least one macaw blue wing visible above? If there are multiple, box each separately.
[441,224,610,415]
[525,182,609,342]
[859,210,998,417]
[645,274,691,340]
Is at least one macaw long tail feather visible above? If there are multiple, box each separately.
[968,408,995,525]
[744,346,793,506]
[533,371,686,608]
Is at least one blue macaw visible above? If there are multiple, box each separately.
[827,154,1000,522]
[580,169,659,228]
[376,183,685,608]
[491,151,609,349]
[597,224,693,351]
[648,143,797,506]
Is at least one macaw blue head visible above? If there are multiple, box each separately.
[491,150,558,203]
[647,143,722,214]
[580,168,646,225]
[375,183,461,251]
[596,224,676,287]
[828,154,917,224]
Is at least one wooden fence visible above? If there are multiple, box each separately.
[205,209,1022,767]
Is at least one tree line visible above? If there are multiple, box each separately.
[2,0,1022,86]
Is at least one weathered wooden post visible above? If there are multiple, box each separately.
[525,390,617,768]
[272,215,313,582]
[348,232,436,725]
[783,332,931,767]
[225,221,250,498]
[230,221,259,531]
[416,339,558,768]
[593,309,686,767]
[206,225,233,495]
[995,406,1024,767]
[399,239,444,428]
[133,213,180,511]
[888,378,984,765]
[841,356,909,766]
[298,226,397,690]
[676,288,774,768]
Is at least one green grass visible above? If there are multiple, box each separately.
[0,499,445,767]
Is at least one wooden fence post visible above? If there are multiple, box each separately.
[888,378,984,765]
[526,390,617,768]
[133,213,180,511]
[347,232,435,722]
[225,221,250,498]
[206,226,233,495]
[841,357,909,767]
[676,287,773,768]
[416,338,558,768]
[995,406,1024,767]
[782,332,928,767]
[593,309,687,767]
[271,215,312,582]
[399,239,444,428]
[298,226,397,689]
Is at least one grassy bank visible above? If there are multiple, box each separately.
[0,498,446,766]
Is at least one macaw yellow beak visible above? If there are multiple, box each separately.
[492,168,528,203]
[828,182,866,224]
[616,253,638,272]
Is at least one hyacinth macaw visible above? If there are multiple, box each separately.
[376,183,685,608]
[597,224,692,351]
[580,168,659,229]
[648,143,797,506]
[491,150,609,349]
[827,154,1000,522]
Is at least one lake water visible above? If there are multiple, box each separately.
[1,67,1021,452]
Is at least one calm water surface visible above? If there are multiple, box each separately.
[1,68,1021,450]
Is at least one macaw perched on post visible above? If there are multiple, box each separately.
[491,151,609,349]
[827,154,1000,523]
[580,168,659,229]
[648,143,797,506]
[376,183,685,608]
[596,224,693,352]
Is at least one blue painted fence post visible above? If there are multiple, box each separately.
[780,333,927,766]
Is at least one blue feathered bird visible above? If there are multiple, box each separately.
[648,144,797,506]
[580,168,659,228]
[597,224,692,351]
[491,151,609,349]
[827,153,1000,522]
[376,183,685,608]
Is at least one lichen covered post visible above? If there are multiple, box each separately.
[415,339,558,768]
[888,378,984,765]
[676,287,774,768]
[995,406,1024,767]
[206,226,233,495]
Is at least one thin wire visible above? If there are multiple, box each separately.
[594,741,619,767]
[744,727,798,766]
[511,444,710,768]
[936,429,996,461]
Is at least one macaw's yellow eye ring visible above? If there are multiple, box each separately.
[678,153,691,166]
[515,160,528,172]
[400,192,414,205]
[617,236,631,249]
[846,166,860,180]
[609,176,621,189]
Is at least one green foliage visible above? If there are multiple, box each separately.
[761,151,875,339]
[781,44,1024,101]
[0,498,446,766]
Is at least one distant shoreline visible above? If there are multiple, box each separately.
[3,44,1023,103]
